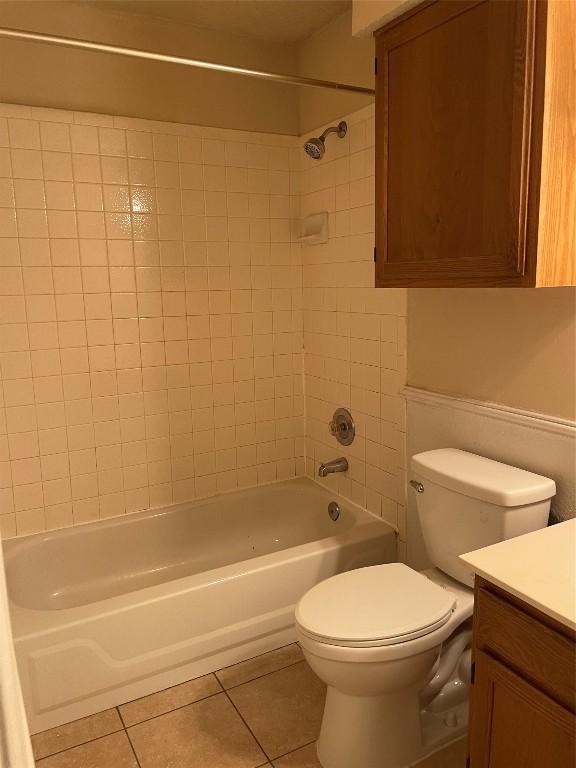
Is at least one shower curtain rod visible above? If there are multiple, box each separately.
[0,26,376,95]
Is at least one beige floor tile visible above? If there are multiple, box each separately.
[227,661,325,759]
[273,743,321,767]
[216,644,304,689]
[412,738,468,768]
[31,709,123,760]
[119,672,222,726]
[35,731,138,768]
[128,691,266,768]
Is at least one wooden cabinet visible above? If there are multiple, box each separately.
[374,0,575,287]
[468,578,576,767]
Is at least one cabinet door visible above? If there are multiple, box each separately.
[375,0,546,287]
[469,650,576,768]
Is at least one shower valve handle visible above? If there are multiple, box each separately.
[329,408,355,447]
[330,421,345,436]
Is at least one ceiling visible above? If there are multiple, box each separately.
[88,0,351,44]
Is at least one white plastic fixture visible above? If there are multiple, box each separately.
[412,448,556,586]
[412,448,557,507]
[294,448,556,768]
[5,478,395,734]
[296,564,455,646]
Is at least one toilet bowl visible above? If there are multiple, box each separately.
[296,449,556,768]
[296,564,474,768]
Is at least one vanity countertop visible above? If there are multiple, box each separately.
[460,519,576,631]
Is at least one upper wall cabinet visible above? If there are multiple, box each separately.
[374,0,575,287]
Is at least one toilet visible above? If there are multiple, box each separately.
[295,449,556,768]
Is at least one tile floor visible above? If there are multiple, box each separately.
[31,643,467,768]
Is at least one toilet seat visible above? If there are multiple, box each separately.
[295,563,456,648]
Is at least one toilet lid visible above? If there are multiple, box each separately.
[295,563,456,647]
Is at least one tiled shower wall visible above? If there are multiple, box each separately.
[0,103,304,537]
[0,101,407,545]
[301,104,408,547]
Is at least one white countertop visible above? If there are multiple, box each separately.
[460,519,576,631]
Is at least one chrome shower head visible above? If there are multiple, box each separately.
[304,137,325,160]
[303,121,347,161]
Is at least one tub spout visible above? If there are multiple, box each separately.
[318,457,349,477]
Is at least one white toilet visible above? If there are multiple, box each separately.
[295,449,556,768]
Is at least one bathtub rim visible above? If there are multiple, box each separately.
[5,475,359,549]
[17,518,397,735]
[6,480,395,638]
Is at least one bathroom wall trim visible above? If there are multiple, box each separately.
[403,387,576,438]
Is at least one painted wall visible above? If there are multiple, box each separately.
[297,10,375,135]
[407,288,576,421]
[0,1,300,135]
[0,101,304,538]
[352,0,422,36]
[0,3,377,137]
[301,104,408,550]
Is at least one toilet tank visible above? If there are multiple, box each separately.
[411,449,556,587]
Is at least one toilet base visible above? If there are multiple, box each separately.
[317,685,424,768]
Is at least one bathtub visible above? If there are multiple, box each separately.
[3,477,395,734]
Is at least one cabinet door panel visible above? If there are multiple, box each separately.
[375,0,545,287]
[469,650,575,768]
[475,586,576,711]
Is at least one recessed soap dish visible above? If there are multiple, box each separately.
[298,211,328,245]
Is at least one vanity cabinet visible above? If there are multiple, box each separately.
[467,577,576,767]
[374,0,575,287]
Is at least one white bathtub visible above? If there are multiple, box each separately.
[3,477,395,734]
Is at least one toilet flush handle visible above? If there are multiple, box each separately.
[409,480,424,493]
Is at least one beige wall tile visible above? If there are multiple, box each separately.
[301,105,406,538]
[1,101,305,537]
[1,100,406,544]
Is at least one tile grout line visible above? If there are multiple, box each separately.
[116,704,127,730]
[222,687,274,765]
[32,649,307,761]
[214,640,298,674]
[268,738,317,763]
[126,735,144,768]
[117,705,144,768]
[217,658,305,692]
[121,718,144,768]
[119,688,224,728]
[33,686,228,758]
[33,728,318,768]
[49,652,303,736]
[32,727,126,763]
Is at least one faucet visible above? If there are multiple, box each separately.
[318,457,349,477]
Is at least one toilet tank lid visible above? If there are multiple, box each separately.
[411,449,556,507]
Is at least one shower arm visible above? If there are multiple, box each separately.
[319,126,342,141]
[0,26,376,96]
